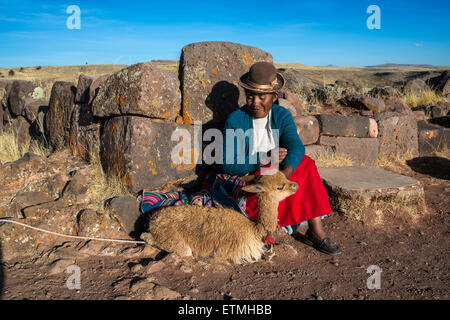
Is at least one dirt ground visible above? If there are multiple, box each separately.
[0,159,448,301]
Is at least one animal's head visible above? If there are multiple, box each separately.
[240,169,298,202]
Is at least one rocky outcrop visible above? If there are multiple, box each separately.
[426,70,450,96]
[375,112,419,159]
[402,78,430,94]
[8,80,44,116]
[180,41,272,124]
[293,116,320,145]
[92,63,180,120]
[417,120,450,156]
[315,114,378,138]
[100,116,197,194]
[45,81,77,150]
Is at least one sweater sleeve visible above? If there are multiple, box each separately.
[222,114,260,176]
[279,109,305,171]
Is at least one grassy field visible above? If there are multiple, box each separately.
[0,64,127,100]
[274,62,450,88]
[1,60,448,101]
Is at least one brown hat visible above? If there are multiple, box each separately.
[239,61,284,93]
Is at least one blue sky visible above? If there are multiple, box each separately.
[1,0,449,67]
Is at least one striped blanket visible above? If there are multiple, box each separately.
[137,173,250,218]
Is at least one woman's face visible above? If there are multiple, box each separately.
[245,90,278,118]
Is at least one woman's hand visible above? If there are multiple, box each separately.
[277,148,288,163]
[261,147,288,166]
[269,147,287,163]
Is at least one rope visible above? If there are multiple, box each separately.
[0,218,146,245]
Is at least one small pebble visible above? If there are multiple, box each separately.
[131,264,143,273]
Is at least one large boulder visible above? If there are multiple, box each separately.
[319,136,379,166]
[279,90,303,115]
[315,114,378,138]
[180,41,272,124]
[106,195,143,237]
[278,68,312,101]
[8,80,43,116]
[69,103,101,161]
[11,116,31,146]
[1,82,12,109]
[426,70,450,96]
[92,63,180,120]
[45,81,77,150]
[375,112,419,159]
[402,78,430,94]
[100,116,198,194]
[22,97,48,123]
[278,98,297,117]
[427,101,450,118]
[345,94,386,114]
[293,116,320,145]
[89,74,110,105]
[368,86,397,98]
[383,96,414,116]
[75,74,96,103]
[22,97,49,144]
[417,120,450,156]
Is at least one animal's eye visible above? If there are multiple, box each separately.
[277,184,285,190]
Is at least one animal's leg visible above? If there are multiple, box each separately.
[140,232,155,245]
[170,234,193,257]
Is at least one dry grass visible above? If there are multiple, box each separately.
[0,129,52,164]
[313,152,356,168]
[0,130,26,164]
[377,148,416,172]
[333,192,427,226]
[81,144,132,212]
[400,89,448,109]
[0,127,132,214]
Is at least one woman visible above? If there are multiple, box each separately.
[221,61,341,255]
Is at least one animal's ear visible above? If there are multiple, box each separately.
[241,184,266,193]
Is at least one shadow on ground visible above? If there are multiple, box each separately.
[406,156,450,180]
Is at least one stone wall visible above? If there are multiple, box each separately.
[1,41,449,195]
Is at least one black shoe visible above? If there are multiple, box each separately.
[300,230,341,255]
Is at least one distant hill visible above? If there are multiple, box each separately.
[365,63,442,68]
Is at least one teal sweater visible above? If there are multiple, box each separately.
[222,104,305,176]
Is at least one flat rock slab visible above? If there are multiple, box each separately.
[318,166,422,198]
[318,166,426,225]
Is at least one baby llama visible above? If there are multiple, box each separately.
[140,170,298,264]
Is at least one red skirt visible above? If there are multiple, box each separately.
[246,155,332,227]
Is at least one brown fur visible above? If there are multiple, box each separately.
[141,170,298,264]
